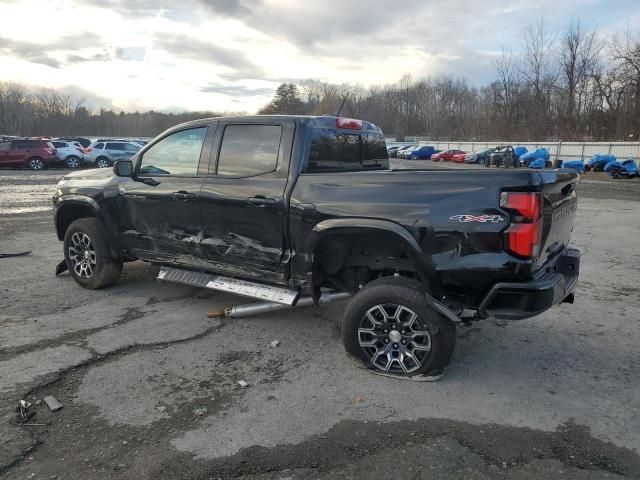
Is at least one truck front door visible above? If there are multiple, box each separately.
[199,120,295,283]
[118,124,213,265]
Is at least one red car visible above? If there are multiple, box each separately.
[431,149,466,162]
[0,138,61,170]
[451,152,467,163]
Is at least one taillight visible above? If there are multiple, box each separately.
[500,192,542,258]
[336,117,363,129]
[85,147,93,152]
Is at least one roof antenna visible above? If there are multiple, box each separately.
[336,93,349,116]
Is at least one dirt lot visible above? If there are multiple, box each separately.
[1,164,639,479]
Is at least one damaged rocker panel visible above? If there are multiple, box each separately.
[157,266,300,305]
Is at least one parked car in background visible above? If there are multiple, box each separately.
[392,145,415,158]
[85,141,142,168]
[54,137,92,149]
[387,145,402,157]
[0,138,61,169]
[398,145,420,159]
[487,146,519,168]
[51,140,85,169]
[464,148,496,164]
[409,145,438,160]
[451,152,466,163]
[431,149,465,162]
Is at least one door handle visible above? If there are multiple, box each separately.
[247,196,276,207]
[171,191,196,201]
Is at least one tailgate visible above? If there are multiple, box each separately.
[535,170,579,268]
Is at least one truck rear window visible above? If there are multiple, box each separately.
[305,129,389,173]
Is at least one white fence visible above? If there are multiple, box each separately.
[410,141,640,162]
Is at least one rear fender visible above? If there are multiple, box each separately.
[304,218,438,299]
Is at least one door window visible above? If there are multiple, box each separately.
[216,124,281,177]
[106,143,125,151]
[52,142,66,148]
[139,127,207,176]
[0,142,10,151]
[93,143,104,150]
[123,143,139,152]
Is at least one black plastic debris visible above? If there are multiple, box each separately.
[0,251,31,259]
[55,259,68,276]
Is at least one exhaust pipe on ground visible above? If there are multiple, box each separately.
[207,291,352,318]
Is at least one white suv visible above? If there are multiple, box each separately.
[85,141,141,168]
[51,140,86,169]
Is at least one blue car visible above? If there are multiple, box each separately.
[409,146,439,160]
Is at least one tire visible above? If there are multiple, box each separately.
[96,156,110,168]
[28,157,45,170]
[66,155,81,169]
[342,276,456,378]
[484,156,491,168]
[63,218,122,289]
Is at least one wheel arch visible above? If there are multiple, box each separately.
[304,218,438,298]
[55,197,101,241]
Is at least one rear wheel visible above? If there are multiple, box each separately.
[66,155,81,169]
[63,218,122,289]
[29,157,45,170]
[342,277,456,378]
[96,156,110,168]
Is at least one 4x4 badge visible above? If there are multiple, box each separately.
[450,214,504,223]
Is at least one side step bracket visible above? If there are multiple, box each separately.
[157,266,300,305]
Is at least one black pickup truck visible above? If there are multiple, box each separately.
[53,115,580,379]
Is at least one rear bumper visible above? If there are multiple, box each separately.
[478,247,580,320]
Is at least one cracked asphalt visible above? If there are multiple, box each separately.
[1,166,639,479]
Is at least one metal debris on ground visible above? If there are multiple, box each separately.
[15,400,35,423]
[238,380,249,388]
[268,340,281,348]
[43,395,63,412]
[0,251,31,259]
[193,407,207,416]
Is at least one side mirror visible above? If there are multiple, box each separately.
[113,160,132,177]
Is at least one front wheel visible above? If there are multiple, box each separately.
[96,157,110,168]
[342,277,456,378]
[66,155,81,169]
[63,218,122,289]
[29,157,45,170]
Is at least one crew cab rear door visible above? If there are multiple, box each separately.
[199,119,295,283]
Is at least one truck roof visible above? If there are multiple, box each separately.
[168,115,383,134]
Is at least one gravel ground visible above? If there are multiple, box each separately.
[0,166,639,479]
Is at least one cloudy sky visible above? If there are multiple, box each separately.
[0,0,638,113]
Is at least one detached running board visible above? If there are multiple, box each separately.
[157,266,300,305]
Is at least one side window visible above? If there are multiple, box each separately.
[139,127,207,176]
[0,142,10,151]
[107,143,124,151]
[52,142,65,148]
[123,143,139,152]
[93,143,104,150]
[12,140,28,149]
[216,124,281,177]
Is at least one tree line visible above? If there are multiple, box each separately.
[0,85,225,138]
[260,21,640,141]
[2,20,639,141]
